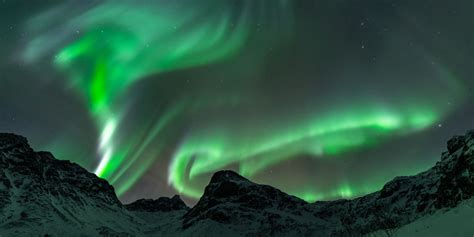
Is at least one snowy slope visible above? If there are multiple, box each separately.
[0,133,186,236]
[396,198,474,237]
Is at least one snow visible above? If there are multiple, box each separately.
[396,198,474,237]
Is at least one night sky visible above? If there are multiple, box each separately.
[1,0,473,204]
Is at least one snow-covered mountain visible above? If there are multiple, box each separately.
[0,133,143,236]
[0,131,473,236]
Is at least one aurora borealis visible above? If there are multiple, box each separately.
[1,0,473,204]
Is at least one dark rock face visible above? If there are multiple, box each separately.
[0,133,135,236]
[183,170,320,235]
[0,133,121,208]
[125,195,189,212]
[447,135,466,154]
[0,133,31,151]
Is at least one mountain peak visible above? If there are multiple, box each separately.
[447,135,466,153]
[0,133,31,151]
[209,170,250,184]
[442,130,474,164]
[0,133,125,236]
[183,169,309,231]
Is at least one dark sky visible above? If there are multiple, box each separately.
[1,0,473,205]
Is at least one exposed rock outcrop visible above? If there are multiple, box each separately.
[125,195,189,212]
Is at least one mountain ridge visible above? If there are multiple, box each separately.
[0,131,473,236]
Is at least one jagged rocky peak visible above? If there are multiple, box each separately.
[0,132,121,208]
[183,169,311,232]
[445,129,474,155]
[125,195,189,212]
[447,135,466,153]
[380,129,474,204]
[434,130,474,208]
[437,130,473,183]
[203,170,256,199]
[209,170,251,184]
[199,170,306,203]
[0,133,31,151]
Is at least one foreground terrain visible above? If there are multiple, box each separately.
[0,131,473,236]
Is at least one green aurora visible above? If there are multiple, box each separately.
[19,0,470,203]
